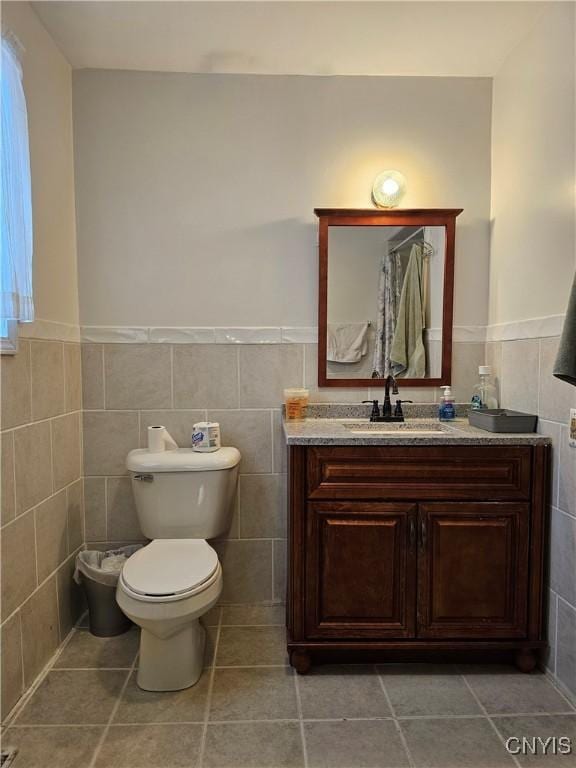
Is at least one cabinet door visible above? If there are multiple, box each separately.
[417,503,530,639]
[305,502,417,638]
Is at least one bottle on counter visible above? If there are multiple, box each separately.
[284,388,309,420]
[471,365,499,410]
[438,385,456,421]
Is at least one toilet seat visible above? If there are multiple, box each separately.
[120,539,219,602]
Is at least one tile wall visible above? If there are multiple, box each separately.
[4,332,573,719]
[80,340,485,607]
[487,336,576,701]
[1,339,85,717]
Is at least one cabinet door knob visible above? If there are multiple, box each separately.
[409,517,416,549]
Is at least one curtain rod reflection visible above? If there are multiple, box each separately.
[390,226,435,256]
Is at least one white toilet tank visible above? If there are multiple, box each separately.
[126,448,241,540]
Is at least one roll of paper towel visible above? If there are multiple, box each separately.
[147,425,178,452]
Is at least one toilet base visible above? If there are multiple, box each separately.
[137,619,206,691]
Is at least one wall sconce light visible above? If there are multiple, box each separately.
[372,170,407,209]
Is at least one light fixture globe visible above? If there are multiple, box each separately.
[372,170,407,209]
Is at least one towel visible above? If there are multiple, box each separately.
[327,322,369,363]
[389,244,426,378]
[554,273,576,386]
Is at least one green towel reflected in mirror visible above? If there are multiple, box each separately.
[390,244,427,378]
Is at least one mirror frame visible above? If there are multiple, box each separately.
[316,208,463,388]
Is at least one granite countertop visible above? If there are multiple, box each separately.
[283,417,551,446]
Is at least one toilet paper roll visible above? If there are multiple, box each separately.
[191,422,221,452]
[147,425,178,453]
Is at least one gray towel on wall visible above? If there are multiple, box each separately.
[553,273,576,387]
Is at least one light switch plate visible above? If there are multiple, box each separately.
[570,408,576,448]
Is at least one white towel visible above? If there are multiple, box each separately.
[327,323,369,363]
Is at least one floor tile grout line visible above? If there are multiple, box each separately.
[214,663,290,669]
[542,665,576,712]
[461,675,522,768]
[549,588,562,677]
[544,667,576,711]
[293,669,309,768]
[198,609,223,768]
[375,665,416,768]
[51,667,136,672]
[397,710,576,720]
[4,718,304,728]
[7,711,576,730]
[270,527,276,603]
[218,623,285,628]
[2,625,80,728]
[6,724,110,730]
[87,654,138,768]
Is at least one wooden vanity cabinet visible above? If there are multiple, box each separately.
[287,444,549,674]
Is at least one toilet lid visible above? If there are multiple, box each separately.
[122,539,219,597]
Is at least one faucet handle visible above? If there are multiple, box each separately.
[362,400,381,421]
[394,399,413,419]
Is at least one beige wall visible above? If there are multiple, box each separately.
[73,72,492,329]
[2,2,79,328]
[489,2,575,326]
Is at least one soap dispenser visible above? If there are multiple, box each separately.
[438,386,456,421]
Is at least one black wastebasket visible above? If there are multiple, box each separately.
[74,546,142,637]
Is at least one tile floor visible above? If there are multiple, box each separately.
[3,605,576,768]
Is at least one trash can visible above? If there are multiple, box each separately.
[74,546,142,637]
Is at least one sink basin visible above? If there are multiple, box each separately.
[343,420,450,435]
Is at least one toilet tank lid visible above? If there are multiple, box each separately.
[127,447,241,473]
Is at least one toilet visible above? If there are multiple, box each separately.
[116,446,241,692]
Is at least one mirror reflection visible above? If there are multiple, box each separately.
[326,225,445,380]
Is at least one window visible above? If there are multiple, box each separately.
[1,35,33,353]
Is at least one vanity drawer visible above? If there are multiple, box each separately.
[307,446,532,501]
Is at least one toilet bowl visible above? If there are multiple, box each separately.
[117,539,222,691]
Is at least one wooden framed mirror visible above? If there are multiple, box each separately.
[316,208,463,388]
